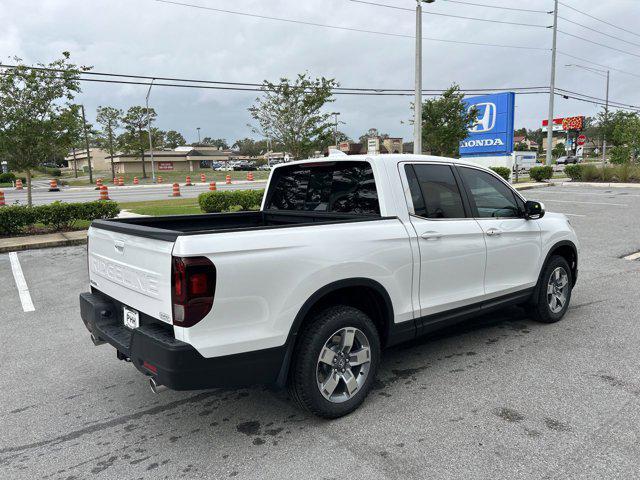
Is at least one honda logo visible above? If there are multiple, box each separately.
[469,102,497,133]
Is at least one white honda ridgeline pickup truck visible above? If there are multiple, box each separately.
[80,154,578,418]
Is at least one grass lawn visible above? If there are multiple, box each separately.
[68,169,269,187]
[118,197,201,216]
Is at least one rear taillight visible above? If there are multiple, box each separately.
[171,256,216,327]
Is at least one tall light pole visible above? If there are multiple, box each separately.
[80,105,93,184]
[414,1,435,155]
[145,79,156,183]
[331,112,340,148]
[196,127,201,144]
[545,0,559,166]
[565,64,610,166]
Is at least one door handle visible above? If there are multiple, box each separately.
[486,228,502,237]
[421,231,443,241]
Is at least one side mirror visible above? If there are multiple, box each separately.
[525,200,545,220]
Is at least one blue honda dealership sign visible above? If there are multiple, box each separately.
[459,92,515,157]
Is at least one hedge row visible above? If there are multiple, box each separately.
[529,166,553,182]
[564,163,640,183]
[198,189,264,213]
[0,201,120,235]
[489,167,511,181]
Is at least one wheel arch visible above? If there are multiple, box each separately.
[275,278,395,387]
[535,240,578,297]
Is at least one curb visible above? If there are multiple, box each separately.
[0,231,87,254]
[514,183,552,191]
[553,181,640,189]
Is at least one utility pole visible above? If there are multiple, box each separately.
[545,0,559,166]
[146,79,156,183]
[80,105,93,184]
[602,69,610,167]
[197,127,201,144]
[413,0,435,155]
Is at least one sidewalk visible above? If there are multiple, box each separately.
[0,230,87,254]
[64,179,267,192]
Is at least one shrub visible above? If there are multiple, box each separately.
[0,172,16,183]
[489,167,511,181]
[563,164,583,181]
[0,206,39,235]
[0,201,120,236]
[609,146,631,165]
[529,166,553,182]
[581,164,601,182]
[198,189,264,213]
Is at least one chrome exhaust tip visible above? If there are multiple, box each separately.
[149,377,167,394]
[90,333,106,346]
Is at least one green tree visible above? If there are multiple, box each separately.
[420,84,477,156]
[164,130,186,149]
[249,73,338,159]
[514,142,529,151]
[552,142,566,158]
[196,137,228,149]
[0,53,89,205]
[120,106,156,178]
[96,106,122,179]
[232,137,269,157]
[612,113,640,162]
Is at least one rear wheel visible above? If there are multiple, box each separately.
[288,305,380,418]
[528,255,573,323]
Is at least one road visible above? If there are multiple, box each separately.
[1,184,640,479]
[1,181,267,205]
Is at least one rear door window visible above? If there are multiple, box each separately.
[404,164,466,219]
[266,161,380,215]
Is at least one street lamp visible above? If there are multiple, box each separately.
[196,127,201,144]
[145,78,157,182]
[565,64,609,167]
[331,112,341,149]
[414,0,435,155]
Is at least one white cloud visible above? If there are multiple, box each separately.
[1,0,639,143]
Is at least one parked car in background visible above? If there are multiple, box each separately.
[257,164,271,171]
[233,162,256,171]
[80,154,579,418]
[556,156,579,165]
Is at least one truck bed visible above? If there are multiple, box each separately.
[91,210,389,242]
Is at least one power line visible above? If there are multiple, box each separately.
[558,15,640,49]
[557,30,640,61]
[556,88,639,110]
[152,0,548,50]
[347,0,550,28]
[557,50,640,80]
[439,0,550,14]
[558,1,640,40]
[0,64,549,94]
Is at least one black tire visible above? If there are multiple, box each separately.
[528,255,573,323]
[288,305,381,419]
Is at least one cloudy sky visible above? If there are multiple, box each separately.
[1,0,638,144]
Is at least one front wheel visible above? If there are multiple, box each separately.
[528,255,573,323]
[288,306,380,418]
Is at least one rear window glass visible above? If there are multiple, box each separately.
[265,161,380,215]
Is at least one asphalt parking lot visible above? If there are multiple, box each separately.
[1,184,640,480]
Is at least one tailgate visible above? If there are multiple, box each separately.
[88,226,174,324]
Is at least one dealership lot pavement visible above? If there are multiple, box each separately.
[1,184,640,480]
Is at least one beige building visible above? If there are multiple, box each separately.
[65,148,112,173]
[108,147,238,173]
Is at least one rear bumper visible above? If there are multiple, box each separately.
[79,291,285,391]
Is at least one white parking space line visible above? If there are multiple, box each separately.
[8,252,35,312]
[542,199,628,207]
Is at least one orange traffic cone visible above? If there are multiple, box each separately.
[0,190,5,206]
[99,185,110,200]
[15,179,23,190]
[209,181,217,191]
[172,182,181,197]
[247,172,254,181]
[226,174,231,185]
[200,173,206,183]
[185,175,193,186]
[113,176,117,184]
[118,177,124,186]
[133,176,139,185]
[49,179,60,192]
[157,176,163,184]
[95,178,103,190]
